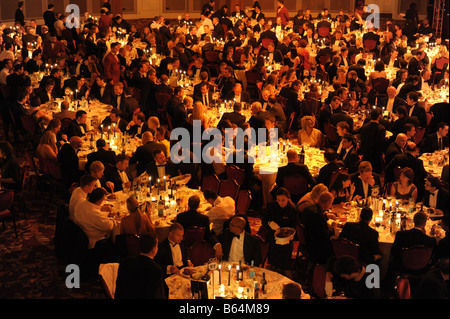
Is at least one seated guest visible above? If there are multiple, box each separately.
[115,232,168,299]
[101,108,128,133]
[422,175,449,216]
[146,149,178,181]
[89,75,114,104]
[224,82,251,103]
[263,187,299,271]
[155,223,193,277]
[316,148,343,187]
[351,161,382,200]
[53,100,76,120]
[103,154,132,192]
[389,167,418,203]
[339,207,382,265]
[69,174,97,220]
[389,211,437,273]
[298,115,323,148]
[217,216,262,266]
[335,121,350,153]
[421,122,449,153]
[203,190,236,236]
[266,95,287,134]
[433,216,449,262]
[73,187,117,255]
[65,110,88,139]
[129,131,166,176]
[57,136,84,189]
[338,133,359,174]
[155,127,171,157]
[282,282,304,299]
[126,111,149,138]
[85,138,116,172]
[193,82,214,107]
[299,191,336,265]
[36,131,59,163]
[329,172,355,205]
[385,133,408,165]
[219,102,246,128]
[120,195,155,236]
[378,86,406,115]
[0,141,21,191]
[297,183,329,212]
[88,160,115,192]
[413,258,449,299]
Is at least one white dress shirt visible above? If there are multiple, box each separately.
[69,187,88,220]
[228,231,245,263]
[359,176,369,199]
[386,97,395,114]
[167,240,184,273]
[429,189,439,208]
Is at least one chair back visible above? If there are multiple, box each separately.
[372,77,389,95]
[204,50,219,63]
[329,167,347,187]
[414,127,426,145]
[302,98,321,115]
[225,165,245,186]
[395,275,411,299]
[218,178,240,200]
[312,264,327,299]
[318,27,330,38]
[276,96,287,109]
[401,245,433,272]
[245,69,262,85]
[319,54,331,67]
[0,190,14,212]
[236,189,252,215]
[435,57,449,70]
[20,115,38,133]
[44,159,62,180]
[62,219,89,264]
[60,118,73,132]
[190,240,215,266]
[324,122,338,143]
[183,226,206,248]
[155,92,171,109]
[115,234,141,259]
[233,48,244,62]
[331,238,360,259]
[201,174,220,193]
[363,39,377,51]
[282,174,309,201]
[261,38,273,49]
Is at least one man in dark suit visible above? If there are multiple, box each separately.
[35,78,57,104]
[261,42,283,64]
[216,216,262,266]
[146,149,179,181]
[166,86,184,119]
[385,133,408,165]
[43,4,57,33]
[339,207,382,265]
[115,233,168,299]
[212,17,225,40]
[111,82,132,121]
[219,102,246,128]
[317,148,343,187]
[57,136,84,189]
[338,133,360,175]
[129,131,167,176]
[421,122,449,153]
[266,95,287,134]
[66,110,88,139]
[279,80,302,117]
[101,108,129,134]
[85,138,116,172]
[258,23,278,47]
[155,223,192,277]
[378,86,406,115]
[390,211,436,273]
[315,39,334,65]
[193,82,214,107]
[422,176,449,216]
[192,70,214,97]
[103,153,131,192]
[358,108,387,174]
[275,149,316,200]
[351,161,382,200]
[223,83,250,103]
[126,111,149,138]
[219,66,236,100]
[90,75,114,104]
[408,50,425,76]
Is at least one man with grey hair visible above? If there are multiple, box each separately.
[379,86,405,114]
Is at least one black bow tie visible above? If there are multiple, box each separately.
[430,193,436,197]
[233,234,241,240]
[170,242,178,247]
[157,164,165,167]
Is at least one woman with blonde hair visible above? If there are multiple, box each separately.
[189,101,210,129]
[298,115,323,148]
[36,130,58,162]
[120,196,156,235]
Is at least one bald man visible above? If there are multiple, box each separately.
[217,216,262,266]
[53,100,76,120]
[129,130,167,175]
[378,86,405,114]
[385,133,408,165]
[57,136,84,189]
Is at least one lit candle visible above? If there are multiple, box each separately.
[228,265,231,286]
[218,264,221,285]
[236,265,240,281]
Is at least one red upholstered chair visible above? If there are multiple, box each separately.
[331,238,360,259]
[317,27,330,38]
[155,92,171,110]
[363,39,378,51]
[204,50,219,63]
[236,189,252,215]
[414,127,426,145]
[395,275,411,299]
[60,118,73,132]
[371,77,390,97]
[115,234,141,259]
[401,245,433,272]
[201,174,220,193]
[0,190,17,238]
[329,167,347,187]
[282,174,309,203]
[183,226,206,249]
[312,264,327,299]
[261,38,273,49]
[190,240,215,266]
[324,122,338,144]
[225,165,245,186]
[218,178,240,201]
[435,57,449,70]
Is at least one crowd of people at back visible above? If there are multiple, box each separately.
[0,0,448,299]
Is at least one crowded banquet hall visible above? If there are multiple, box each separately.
[0,0,448,302]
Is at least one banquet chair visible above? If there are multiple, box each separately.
[401,245,433,273]
[98,263,119,299]
[312,264,327,299]
[189,240,215,266]
[276,96,287,109]
[0,190,18,238]
[60,118,72,132]
[317,27,330,39]
[331,238,360,259]
[218,178,240,201]
[282,174,309,204]
[363,39,378,52]
[236,189,252,215]
[115,234,141,260]
[395,275,411,299]
[201,174,221,193]
[245,69,262,100]
[183,226,206,249]
[225,164,245,186]
[329,167,347,188]
[261,38,274,49]
[302,98,321,116]
[323,122,338,145]
[319,55,331,68]
[54,202,69,259]
[155,92,171,115]
[371,77,389,98]
[414,127,426,145]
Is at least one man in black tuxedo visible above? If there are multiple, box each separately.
[155,223,193,277]
[279,80,302,117]
[103,153,131,192]
[338,133,360,175]
[339,207,382,265]
[129,131,167,176]
[57,136,84,189]
[216,216,262,266]
[302,27,316,47]
[126,111,149,138]
[223,83,250,103]
[317,148,343,187]
[146,149,179,181]
[397,75,420,101]
[111,82,132,121]
[261,42,283,64]
[194,82,214,107]
[358,108,387,174]
[378,86,406,115]
[115,233,168,299]
[382,48,402,68]
[219,66,236,100]
[330,100,354,133]
[212,17,224,40]
[421,122,449,153]
[385,133,408,165]
[275,149,316,200]
[315,39,334,65]
[351,161,382,200]
[35,78,57,104]
[89,75,114,104]
[101,108,128,134]
[66,110,88,139]
[406,91,427,129]
[389,211,436,273]
[258,23,278,47]
[266,95,287,134]
[408,50,425,76]
[219,102,246,128]
[166,86,184,119]
[85,138,116,172]
[422,176,449,216]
